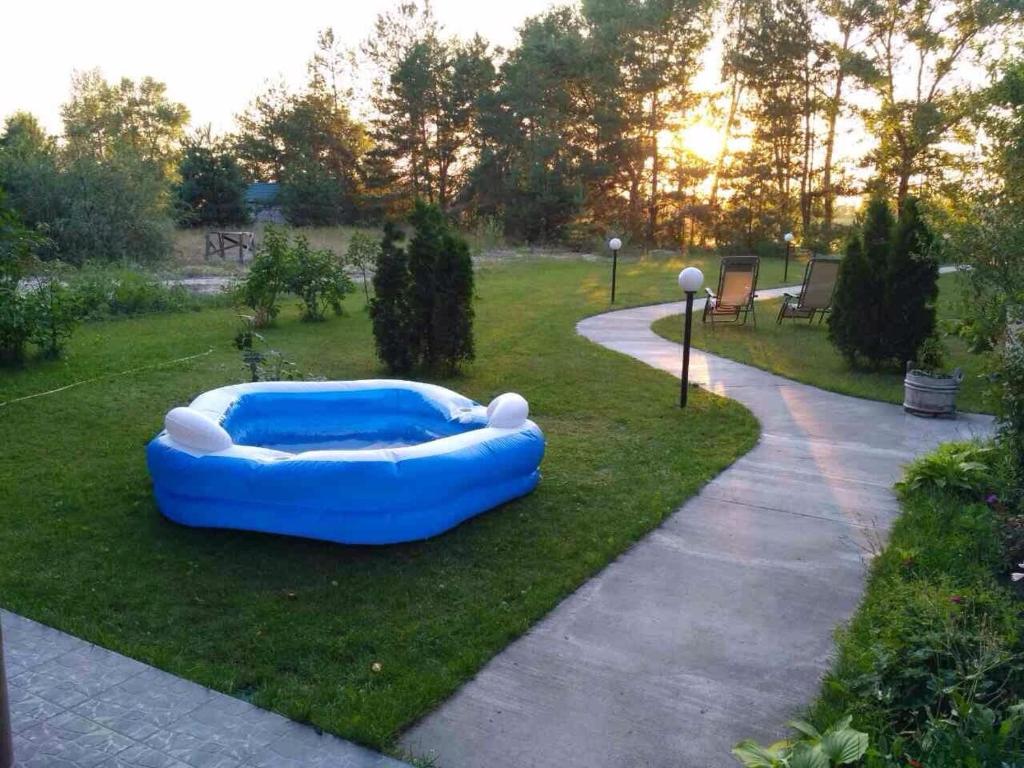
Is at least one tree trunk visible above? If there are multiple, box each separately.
[647,93,660,246]
[822,27,851,238]
[710,74,742,208]
[800,53,814,237]
[438,155,448,210]
[897,168,911,209]
[628,168,642,239]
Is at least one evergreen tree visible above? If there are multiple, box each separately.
[885,197,938,364]
[369,223,416,373]
[407,201,446,365]
[370,202,475,375]
[431,229,475,375]
[828,196,893,365]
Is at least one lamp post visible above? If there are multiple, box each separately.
[783,232,794,283]
[677,266,704,408]
[608,237,622,303]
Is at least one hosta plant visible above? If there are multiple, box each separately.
[733,716,869,768]
[895,441,996,497]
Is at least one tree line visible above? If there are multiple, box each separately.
[0,0,1020,264]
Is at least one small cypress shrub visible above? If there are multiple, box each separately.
[829,196,905,367]
[407,201,446,367]
[431,229,475,375]
[370,223,416,374]
[830,195,939,368]
[369,203,475,376]
[885,197,938,365]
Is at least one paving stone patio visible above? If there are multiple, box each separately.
[1,610,409,768]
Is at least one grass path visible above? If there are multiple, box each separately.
[0,255,790,750]
[651,272,992,414]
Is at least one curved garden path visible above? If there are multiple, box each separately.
[402,288,994,768]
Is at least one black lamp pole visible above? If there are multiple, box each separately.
[784,240,791,283]
[680,290,695,408]
[610,248,619,303]
[0,622,12,768]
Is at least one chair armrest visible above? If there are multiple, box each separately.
[704,288,716,299]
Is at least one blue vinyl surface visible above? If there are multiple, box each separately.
[146,381,545,545]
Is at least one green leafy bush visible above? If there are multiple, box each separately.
[108,273,190,316]
[26,266,83,358]
[345,231,380,303]
[408,201,475,373]
[896,442,997,497]
[803,455,1024,767]
[733,716,868,767]
[232,315,302,382]
[996,316,1024,492]
[51,154,174,265]
[0,285,33,365]
[237,226,353,326]
[238,226,294,327]
[0,195,42,364]
[68,265,199,319]
[288,236,353,322]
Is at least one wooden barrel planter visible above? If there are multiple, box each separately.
[0,622,11,768]
[904,364,964,417]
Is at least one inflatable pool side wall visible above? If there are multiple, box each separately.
[147,381,545,545]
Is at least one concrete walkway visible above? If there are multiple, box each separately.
[402,289,993,768]
[1,610,409,768]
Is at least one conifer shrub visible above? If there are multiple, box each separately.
[370,223,417,374]
[829,195,938,368]
[886,197,939,365]
[431,229,475,375]
[369,203,475,375]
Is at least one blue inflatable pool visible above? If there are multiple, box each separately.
[146,380,545,544]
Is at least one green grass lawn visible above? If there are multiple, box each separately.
[651,272,993,414]
[0,253,783,751]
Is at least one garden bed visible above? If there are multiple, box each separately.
[802,444,1024,764]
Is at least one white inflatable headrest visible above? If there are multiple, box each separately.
[165,407,234,453]
[487,393,529,428]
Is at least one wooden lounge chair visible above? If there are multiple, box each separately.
[777,256,841,324]
[703,256,759,326]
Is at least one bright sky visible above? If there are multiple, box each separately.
[2,0,557,135]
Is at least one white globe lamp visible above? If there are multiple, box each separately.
[678,267,703,294]
[676,266,704,408]
[608,238,623,302]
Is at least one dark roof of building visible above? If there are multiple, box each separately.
[245,182,280,205]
